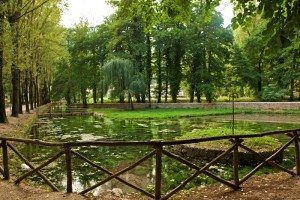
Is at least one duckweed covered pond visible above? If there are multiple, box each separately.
[15,114,300,195]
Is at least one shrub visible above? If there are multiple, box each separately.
[261,84,287,102]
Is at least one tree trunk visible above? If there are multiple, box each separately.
[29,70,34,110]
[19,78,23,114]
[146,33,152,103]
[92,84,97,104]
[34,76,39,107]
[290,51,296,101]
[73,92,77,103]
[25,70,30,113]
[189,85,195,103]
[9,4,22,116]
[119,94,125,103]
[81,87,87,108]
[0,47,7,123]
[100,86,104,104]
[11,65,20,117]
[196,91,201,103]
[41,81,49,105]
[157,48,162,103]
[0,13,7,122]
[36,79,40,107]
[165,49,170,103]
[257,47,265,98]
[290,78,294,101]
[205,51,213,103]
[65,89,71,105]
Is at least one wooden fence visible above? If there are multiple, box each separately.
[0,128,300,200]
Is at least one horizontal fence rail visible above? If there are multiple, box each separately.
[0,128,300,200]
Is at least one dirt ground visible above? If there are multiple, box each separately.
[0,181,85,200]
[170,172,300,200]
[0,108,37,137]
[90,172,300,200]
[2,172,300,200]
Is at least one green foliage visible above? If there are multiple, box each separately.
[93,108,255,119]
[178,126,282,151]
[261,84,287,102]
[103,58,146,102]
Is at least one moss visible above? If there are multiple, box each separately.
[177,127,282,152]
[92,108,256,119]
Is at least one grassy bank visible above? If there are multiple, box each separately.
[92,108,256,119]
[92,107,300,119]
[177,126,282,151]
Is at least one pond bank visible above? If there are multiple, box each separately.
[0,104,50,138]
[73,102,300,110]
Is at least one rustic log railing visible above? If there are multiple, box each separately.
[0,128,300,200]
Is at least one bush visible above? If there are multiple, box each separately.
[261,84,287,102]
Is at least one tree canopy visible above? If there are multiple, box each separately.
[0,0,299,123]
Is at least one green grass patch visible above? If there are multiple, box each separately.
[92,108,256,119]
[177,127,282,152]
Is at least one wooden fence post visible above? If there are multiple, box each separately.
[155,144,162,200]
[294,131,300,175]
[232,138,239,189]
[65,146,73,193]
[2,140,10,180]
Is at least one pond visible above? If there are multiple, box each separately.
[16,113,300,195]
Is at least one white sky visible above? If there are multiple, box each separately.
[60,0,115,28]
[60,0,233,28]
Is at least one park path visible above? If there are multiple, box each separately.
[0,180,85,200]
[169,172,300,200]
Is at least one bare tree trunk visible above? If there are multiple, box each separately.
[29,70,34,110]
[19,77,23,114]
[100,89,104,104]
[11,65,20,117]
[92,84,97,103]
[165,49,170,103]
[146,33,152,103]
[0,43,7,122]
[24,70,30,112]
[157,48,162,103]
[81,87,87,108]
[36,75,40,107]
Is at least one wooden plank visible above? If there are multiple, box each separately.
[0,128,299,148]
[239,136,296,185]
[294,131,300,175]
[8,143,59,191]
[155,146,162,200]
[71,150,154,198]
[65,146,73,193]
[162,149,237,189]
[0,166,4,176]
[232,139,239,188]
[15,151,64,184]
[2,140,9,180]
[80,150,156,194]
[162,144,237,200]
[238,143,295,176]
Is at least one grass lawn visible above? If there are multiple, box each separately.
[177,126,282,151]
[92,108,257,119]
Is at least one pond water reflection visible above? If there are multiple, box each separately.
[19,114,300,194]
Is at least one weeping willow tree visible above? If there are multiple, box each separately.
[103,58,146,107]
